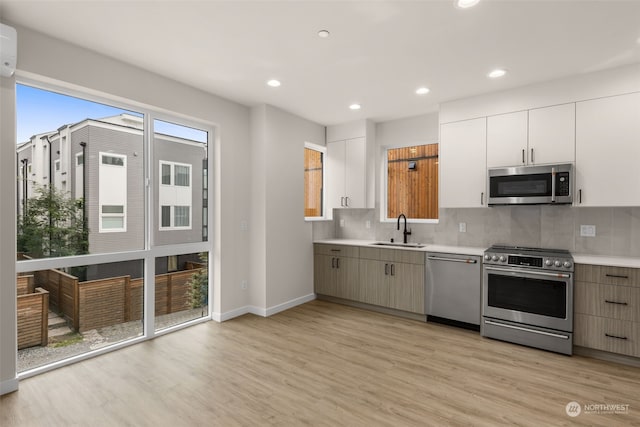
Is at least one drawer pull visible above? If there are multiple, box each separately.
[330,249,341,252]
[605,274,629,279]
[605,333,628,340]
[604,300,628,306]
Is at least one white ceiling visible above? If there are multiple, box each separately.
[2,0,640,126]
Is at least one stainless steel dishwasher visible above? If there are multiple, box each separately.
[426,252,482,328]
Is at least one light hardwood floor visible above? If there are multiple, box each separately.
[1,300,639,426]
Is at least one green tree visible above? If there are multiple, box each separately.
[186,253,208,309]
[17,186,88,258]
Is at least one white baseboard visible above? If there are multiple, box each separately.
[213,293,316,322]
[1,377,18,395]
[265,293,315,317]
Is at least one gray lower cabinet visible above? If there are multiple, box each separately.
[314,243,425,315]
[313,244,360,300]
[359,247,425,315]
[574,264,640,357]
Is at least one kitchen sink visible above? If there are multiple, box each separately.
[371,242,425,248]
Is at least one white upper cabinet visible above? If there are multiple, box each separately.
[326,137,367,210]
[528,103,575,165]
[575,92,640,206]
[440,118,487,208]
[486,111,528,168]
[487,105,576,168]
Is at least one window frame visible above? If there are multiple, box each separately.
[15,76,215,380]
[304,142,327,221]
[380,141,440,224]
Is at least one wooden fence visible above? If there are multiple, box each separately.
[29,267,203,333]
[17,274,35,296]
[35,269,79,329]
[17,288,48,350]
[155,270,198,316]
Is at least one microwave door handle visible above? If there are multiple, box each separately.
[551,166,556,203]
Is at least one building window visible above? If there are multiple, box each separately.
[161,163,171,185]
[99,152,127,232]
[174,165,190,187]
[101,205,125,229]
[161,206,171,227]
[385,143,438,220]
[174,206,190,227]
[304,143,325,219]
[102,154,125,166]
[159,161,192,230]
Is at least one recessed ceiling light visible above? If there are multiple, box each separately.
[267,79,281,87]
[456,0,480,8]
[318,30,330,38]
[488,69,507,79]
[349,104,361,110]
[416,87,430,95]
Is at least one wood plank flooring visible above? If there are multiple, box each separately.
[2,300,640,426]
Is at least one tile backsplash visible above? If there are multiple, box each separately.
[313,206,640,257]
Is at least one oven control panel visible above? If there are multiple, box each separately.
[483,246,573,272]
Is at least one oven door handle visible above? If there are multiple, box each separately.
[484,266,571,279]
[428,256,478,264]
[484,320,570,340]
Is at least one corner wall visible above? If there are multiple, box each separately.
[250,105,325,313]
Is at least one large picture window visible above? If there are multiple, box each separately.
[15,82,212,376]
[385,143,439,221]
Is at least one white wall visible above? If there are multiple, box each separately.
[251,105,325,312]
[0,23,252,393]
[440,63,640,123]
[375,113,439,148]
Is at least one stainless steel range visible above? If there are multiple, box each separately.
[481,245,574,355]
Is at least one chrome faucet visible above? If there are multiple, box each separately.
[397,213,411,244]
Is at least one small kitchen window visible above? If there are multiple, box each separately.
[304,143,326,220]
[383,143,438,222]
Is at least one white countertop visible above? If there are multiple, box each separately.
[313,239,486,256]
[572,254,640,269]
[314,240,640,268]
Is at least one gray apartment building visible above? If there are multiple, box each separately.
[16,114,207,279]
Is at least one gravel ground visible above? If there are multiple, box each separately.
[18,307,208,372]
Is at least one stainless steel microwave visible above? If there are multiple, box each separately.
[487,163,573,206]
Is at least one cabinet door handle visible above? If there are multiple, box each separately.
[480,192,484,205]
[345,196,349,207]
[579,189,582,204]
[530,148,534,164]
[605,300,628,306]
[384,263,389,275]
[390,264,395,276]
[605,274,629,279]
[605,333,628,340]
[336,258,340,269]
[340,197,344,207]
[522,149,525,164]
[331,258,335,268]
